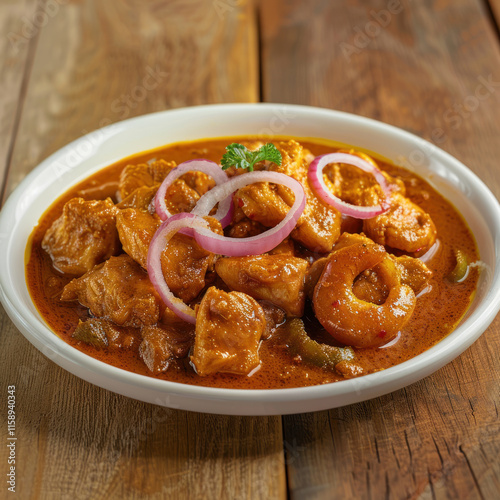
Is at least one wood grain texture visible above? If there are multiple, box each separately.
[260,0,500,498]
[2,0,259,201]
[487,0,500,28]
[0,0,39,198]
[0,1,286,499]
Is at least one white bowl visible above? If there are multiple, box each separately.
[1,103,499,415]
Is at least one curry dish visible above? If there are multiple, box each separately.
[26,137,479,389]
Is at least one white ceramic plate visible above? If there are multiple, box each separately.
[1,104,499,415]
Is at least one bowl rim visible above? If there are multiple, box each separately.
[1,102,499,414]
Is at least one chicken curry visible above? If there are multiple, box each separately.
[26,137,479,389]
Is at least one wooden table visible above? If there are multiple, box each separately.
[1,1,499,498]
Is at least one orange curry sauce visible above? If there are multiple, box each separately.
[26,137,479,389]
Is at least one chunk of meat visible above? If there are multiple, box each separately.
[191,287,266,376]
[116,209,160,268]
[72,318,139,350]
[234,140,342,253]
[119,159,176,199]
[393,255,432,295]
[215,254,309,317]
[352,254,432,303]
[363,192,437,254]
[161,217,223,303]
[118,179,201,215]
[42,197,120,276]
[271,140,342,253]
[304,256,329,300]
[164,178,200,214]
[236,182,290,227]
[179,171,216,196]
[118,159,214,210]
[117,185,157,212]
[268,237,295,256]
[323,149,405,206]
[260,301,286,340]
[61,254,161,327]
[139,324,194,374]
[117,209,221,302]
[226,218,265,238]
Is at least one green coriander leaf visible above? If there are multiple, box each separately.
[221,143,252,171]
[220,142,282,171]
[252,143,282,167]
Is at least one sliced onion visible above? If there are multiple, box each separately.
[147,212,210,324]
[192,171,306,256]
[154,159,233,225]
[148,171,306,320]
[308,152,392,219]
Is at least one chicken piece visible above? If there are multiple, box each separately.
[191,287,266,376]
[116,209,160,269]
[363,192,437,254]
[352,267,390,304]
[268,237,295,256]
[393,255,432,295]
[118,175,203,216]
[61,254,161,327]
[139,324,194,374]
[234,141,341,253]
[72,318,139,350]
[352,254,433,303]
[335,232,377,251]
[118,208,221,302]
[42,197,120,276]
[215,254,309,317]
[236,182,290,227]
[164,178,200,214]
[260,301,286,340]
[271,140,342,253]
[323,149,405,206]
[304,256,329,300]
[226,218,265,238]
[117,185,157,212]
[119,159,176,199]
[77,181,120,201]
[180,171,216,196]
[161,217,223,303]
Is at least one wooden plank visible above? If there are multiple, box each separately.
[260,0,500,498]
[2,0,259,201]
[0,1,286,499]
[486,0,500,29]
[0,0,39,199]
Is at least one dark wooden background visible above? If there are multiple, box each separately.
[1,0,499,498]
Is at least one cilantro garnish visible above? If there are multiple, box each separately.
[220,143,282,171]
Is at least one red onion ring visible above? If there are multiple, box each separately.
[148,171,306,320]
[154,159,233,225]
[192,171,306,256]
[147,212,210,324]
[308,152,392,219]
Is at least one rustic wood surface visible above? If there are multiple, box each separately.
[1,0,499,499]
[260,0,500,498]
